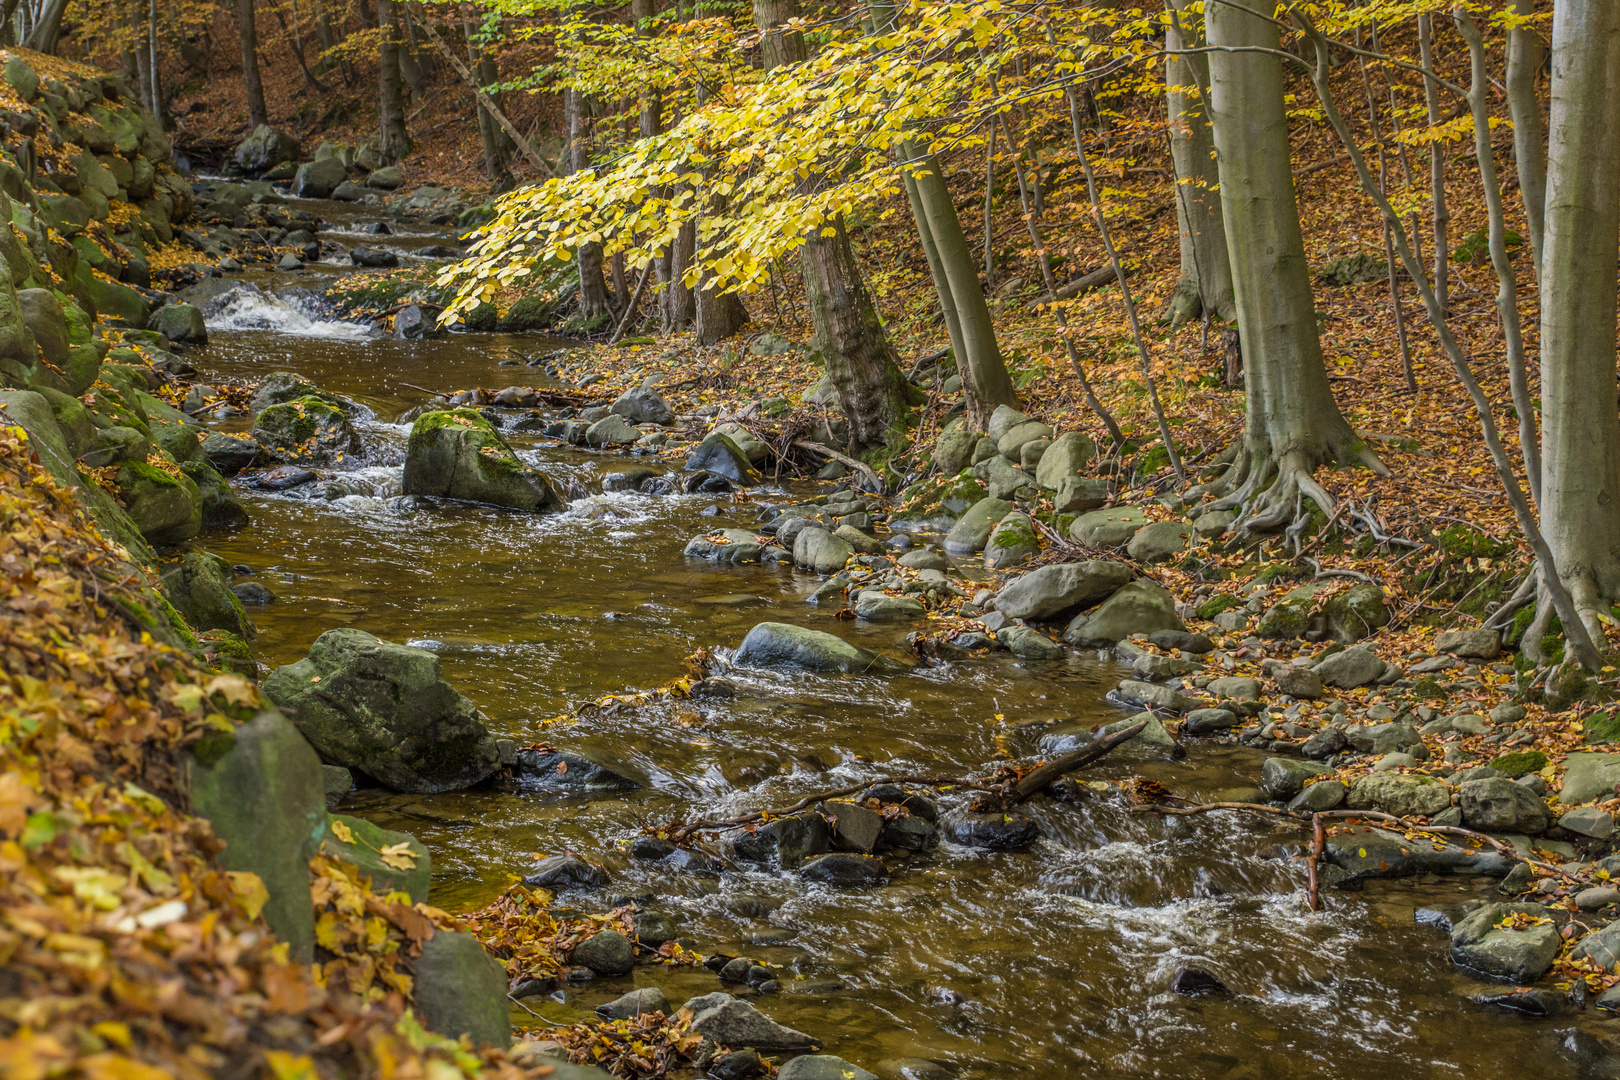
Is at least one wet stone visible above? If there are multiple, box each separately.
[597,986,668,1019]
[943,813,1040,850]
[572,929,634,976]
[524,855,610,890]
[800,852,888,886]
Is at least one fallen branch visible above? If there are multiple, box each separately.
[1002,719,1149,802]
[607,262,654,345]
[399,381,448,398]
[792,439,883,490]
[1023,264,1120,312]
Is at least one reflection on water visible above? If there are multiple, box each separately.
[182,212,1608,1080]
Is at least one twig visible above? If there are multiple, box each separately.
[607,262,654,345]
[399,381,448,398]
[792,439,883,490]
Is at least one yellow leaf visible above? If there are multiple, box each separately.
[330,819,356,845]
[228,870,269,920]
[379,842,418,871]
[263,1051,321,1080]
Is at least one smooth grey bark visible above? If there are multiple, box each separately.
[904,169,968,386]
[756,0,911,453]
[565,86,614,324]
[1163,0,1233,327]
[1417,15,1449,314]
[237,0,268,130]
[377,0,413,164]
[1538,0,1620,639]
[658,217,694,332]
[1201,0,1384,529]
[1506,0,1546,274]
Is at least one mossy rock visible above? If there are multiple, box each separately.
[499,295,554,332]
[199,628,256,677]
[115,453,201,546]
[462,301,499,332]
[1584,711,1620,746]
[1316,251,1389,287]
[402,408,559,511]
[1451,226,1522,265]
[1255,584,1325,639]
[250,396,360,464]
[161,549,252,640]
[180,459,249,528]
[1196,593,1242,620]
[1437,524,1514,561]
[1320,583,1391,643]
[320,812,431,903]
[1490,750,1548,778]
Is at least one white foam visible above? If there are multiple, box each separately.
[203,284,374,340]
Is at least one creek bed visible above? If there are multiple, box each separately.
[183,206,1599,1079]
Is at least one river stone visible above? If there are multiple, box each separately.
[855,590,924,622]
[234,124,300,172]
[686,432,763,485]
[320,812,430,901]
[996,419,1053,461]
[1053,474,1110,513]
[1571,923,1620,969]
[1271,664,1324,700]
[585,414,639,446]
[1313,646,1384,688]
[161,550,252,640]
[1460,778,1551,834]
[1450,903,1560,983]
[725,811,830,867]
[404,408,560,511]
[994,560,1132,621]
[1098,712,1178,755]
[249,371,339,415]
[779,1057,878,1080]
[1288,780,1348,812]
[898,547,949,572]
[524,855,610,890]
[974,456,1036,501]
[818,799,886,853]
[598,987,670,1020]
[1070,506,1148,548]
[943,497,1013,555]
[1207,676,1262,701]
[1436,628,1501,660]
[252,396,360,464]
[293,156,347,198]
[1113,681,1197,714]
[835,524,884,555]
[18,289,67,366]
[201,432,261,475]
[984,511,1039,569]
[1183,708,1240,734]
[1321,824,1513,885]
[573,929,634,976]
[716,423,770,464]
[794,527,854,574]
[632,911,680,944]
[415,930,511,1048]
[115,454,202,545]
[986,404,1030,442]
[1343,721,1421,756]
[1261,757,1332,799]
[1559,807,1615,839]
[683,993,819,1052]
[686,528,774,565]
[943,812,1039,850]
[186,710,324,962]
[608,385,674,425]
[1126,520,1191,563]
[932,419,978,474]
[999,624,1064,659]
[1132,652,1199,681]
[1035,430,1097,489]
[1559,753,1620,804]
[262,628,502,793]
[514,747,642,790]
[1348,773,1451,817]
[801,852,888,886]
[735,622,890,674]
[1064,579,1184,646]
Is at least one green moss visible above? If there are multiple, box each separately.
[1196,594,1242,619]
[412,407,497,436]
[989,524,1037,550]
[1490,750,1548,778]
[1409,675,1446,701]
[156,593,198,649]
[1437,524,1514,560]
[121,459,182,488]
[1582,711,1620,745]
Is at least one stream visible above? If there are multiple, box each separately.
[182,195,1603,1079]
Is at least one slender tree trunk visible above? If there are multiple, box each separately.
[274,0,330,93]
[1538,0,1620,639]
[565,86,614,325]
[694,265,749,344]
[1163,0,1233,327]
[237,0,268,129]
[377,0,413,163]
[1506,0,1546,275]
[1201,0,1384,528]
[658,217,694,331]
[755,0,910,453]
[1418,15,1449,314]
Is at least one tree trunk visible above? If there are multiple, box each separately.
[694,272,749,344]
[658,217,694,332]
[1202,0,1384,529]
[237,0,268,129]
[1506,0,1546,274]
[377,0,413,163]
[1538,0,1620,638]
[754,0,910,453]
[1418,15,1450,313]
[1163,0,1234,327]
[566,86,614,325]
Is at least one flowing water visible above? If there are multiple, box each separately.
[183,196,1610,1079]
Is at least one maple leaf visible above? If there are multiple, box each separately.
[379,842,418,871]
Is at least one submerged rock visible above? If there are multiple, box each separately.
[734,622,898,674]
[263,628,501,793]
[525,855,611,889]
[1449,902,1560,983]
[403,408,560,511]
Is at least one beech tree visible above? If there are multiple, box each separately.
[1537,0,1620,642]
[238,0,268,129]
[1197,0,1385,530]
[1162,0,1232,328]
[377,0,413,163]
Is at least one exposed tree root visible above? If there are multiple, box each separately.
[1189,437,1388,541]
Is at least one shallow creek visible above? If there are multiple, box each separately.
[183,198,1604,1079]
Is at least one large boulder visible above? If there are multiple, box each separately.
[249,371,343,415]
[1560,753,1620,805]
[1070,505,1148,548]
[235,124,301,174]
[1460,777,1552,834]
[984,511,1039,569]
[1035,430,1096,489]
[1323,824,1513,885]
[403,408,560,511]
[1347,773,1451,817]
[1126,521,1191,563]
[734,622,893,674]
[17,288,67,365]
[1313,646,1385,688]
[293,156,348,198]
[186,711,325,962]
[152,302,207,344]
[994,560,1132,621]
[414,931,511,1048]
[115,454,202,546]
[610,385,675,425]
[1063,579,1183,646]
[943,496,1013,556]
[685,431,762,485]
[251,396,360,464]
[161,550,252,641]
[1449,903,1561,983]
[262,628,503,793]
[793,526,854,575]
[931,419,978,475]
[682,993,819,1052]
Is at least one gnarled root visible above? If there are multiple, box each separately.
[1195,437,1388,540]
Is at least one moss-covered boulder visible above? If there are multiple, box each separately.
[499,295,553,331]
[1322,584,1391,643]
[186,710,325,962]
[251,396,360,464]
[1064,579,1184,646]
[403,408,559,511]
[247,370,346,415]
[1255,584,1324,639]
[161,550,252,640]
[985,511,1039,569]
[73,261,148,328]
[115,453,201,545]
[180,458,249,528]
[262,628,503,793]
[198,628,256,677]
[413,931,511,1048]
[151,301,207,344]
[320,812,431,902]
[234,124,300,174]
